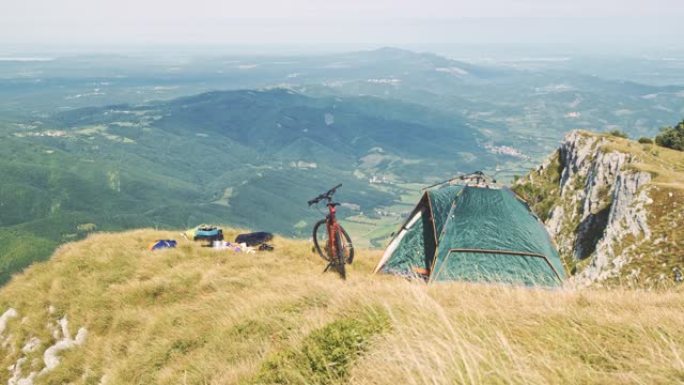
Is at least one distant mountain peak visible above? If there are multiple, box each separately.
[371,46,415,54]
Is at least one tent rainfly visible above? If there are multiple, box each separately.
[374,184,565,287]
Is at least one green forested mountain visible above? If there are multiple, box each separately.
[0,88,495,284]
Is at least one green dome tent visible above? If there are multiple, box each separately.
[374,183,565,287]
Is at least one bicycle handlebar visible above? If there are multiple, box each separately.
[308,184,342,206]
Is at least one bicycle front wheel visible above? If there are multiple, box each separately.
[334,230,347,280]
[312,220,354,264]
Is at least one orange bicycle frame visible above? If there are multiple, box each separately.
[326,202,340,258]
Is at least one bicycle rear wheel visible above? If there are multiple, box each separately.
[312,220,354,264]
[338,225,354,264]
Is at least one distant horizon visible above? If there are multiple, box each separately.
[2,37,684,60]
[2,14,683,54]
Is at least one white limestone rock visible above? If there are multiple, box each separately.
[5,311,88,385]
[41,316,88,373]
[533,131,656,286]
[0,308,19,336]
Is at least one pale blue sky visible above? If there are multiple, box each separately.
[1,0,683,47]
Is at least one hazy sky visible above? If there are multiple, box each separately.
[2,0,683,49]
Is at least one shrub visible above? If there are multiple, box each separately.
[655,120,684,151]
[250,308,390,384]
[638,137,654,144]
[607,129,629,139]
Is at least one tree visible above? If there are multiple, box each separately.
[607,129,629,139]
[655,119,684,151]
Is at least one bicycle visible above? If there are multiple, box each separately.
[308,184,354,279]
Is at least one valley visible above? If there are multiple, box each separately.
[1,47,683,285]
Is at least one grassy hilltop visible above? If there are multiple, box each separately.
[1,229,683,385]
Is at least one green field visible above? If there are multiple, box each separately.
[340,182,424,248]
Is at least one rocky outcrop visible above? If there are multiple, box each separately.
[4,308,88,385]
[517,131,661,286]
[572,169,652,285]
[42,316,88,372]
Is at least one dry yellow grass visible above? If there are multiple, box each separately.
[1,229,683,385]
[597,132,684,189]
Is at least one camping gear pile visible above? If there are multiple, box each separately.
[213,231,273,254]
[374,176,565,287]
[152,227,275,254]
[213,231,275,253]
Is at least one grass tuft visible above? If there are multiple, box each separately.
[250,307,390,385]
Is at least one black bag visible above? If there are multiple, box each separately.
[235,232,273,246]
